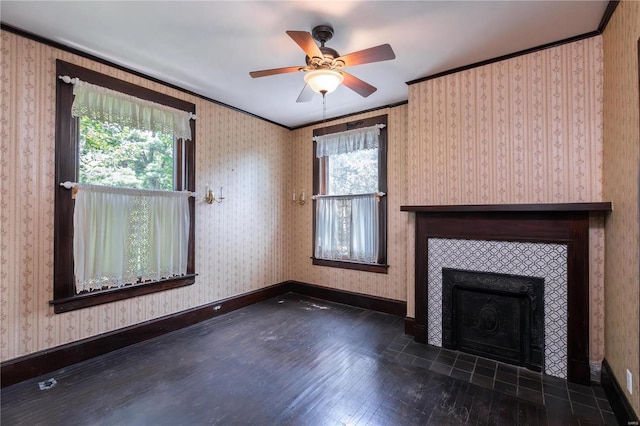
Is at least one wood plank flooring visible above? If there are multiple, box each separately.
[2,294,613,425]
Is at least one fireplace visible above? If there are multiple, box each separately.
[400,202,612,385]
[441,268,544,372]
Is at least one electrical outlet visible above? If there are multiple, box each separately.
[627,369,633,394]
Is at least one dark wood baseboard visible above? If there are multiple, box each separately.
[2,281,406,388]
[286,281,406,317]
[404,317,415,336]
[601,358,639,425]
[1,282,285,388]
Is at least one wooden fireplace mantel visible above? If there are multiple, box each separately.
[401,202,612,213]
[402,201,611,385]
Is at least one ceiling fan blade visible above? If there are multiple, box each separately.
[286,30,323,59]
[340,71,377,98]
[336,44,396,67]
[249,66,302,78]
[296,84,314,103]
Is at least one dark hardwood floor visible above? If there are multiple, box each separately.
[2,293,615,425]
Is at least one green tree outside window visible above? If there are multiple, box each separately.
[79,116,174,190]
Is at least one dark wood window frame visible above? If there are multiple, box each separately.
[52,60,196,314]
[312,115,388,274]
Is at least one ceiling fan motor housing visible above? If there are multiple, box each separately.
[305,25,342,69]
[305,47,341,68]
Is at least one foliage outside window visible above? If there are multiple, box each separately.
[52,60,196,313]
[312,115,388,273]
[327,149,378,195]
[79,117,175,190]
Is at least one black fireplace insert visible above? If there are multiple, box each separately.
[441,268,544,372]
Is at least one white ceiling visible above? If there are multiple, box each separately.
[2,1,609,128]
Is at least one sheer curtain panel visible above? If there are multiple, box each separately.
[71,80,192,140]
[315,194,379,263]
[73,184,190,292]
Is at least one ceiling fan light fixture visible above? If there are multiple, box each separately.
[304,69,344,95]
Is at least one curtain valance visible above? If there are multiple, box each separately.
[314,124,385,158]
[71,80,193,140]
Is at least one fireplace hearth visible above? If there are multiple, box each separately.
[442,268,544,372]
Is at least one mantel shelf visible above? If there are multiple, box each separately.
[400,202,612,213]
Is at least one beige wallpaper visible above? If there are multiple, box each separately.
[406,37,606,366]
[288,106,409,302]
[602,0,640,413]
[0,30,291,361]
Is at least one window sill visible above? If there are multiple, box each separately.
[312,258,389,274]
[50,274,197,313]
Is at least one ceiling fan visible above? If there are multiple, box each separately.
[249,25,396,102]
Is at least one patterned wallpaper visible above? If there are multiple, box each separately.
[0,30,291,361]
[602,0,640,412]
[288,106,409,302]
[406,37,606,366]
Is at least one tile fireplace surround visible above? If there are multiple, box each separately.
[432,240,566,377]
[401,202,612,385]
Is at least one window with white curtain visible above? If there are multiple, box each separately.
[52,60,196,313]
[312,116,388,273]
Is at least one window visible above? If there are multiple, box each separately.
[52,60,196,313]
[312,115,388,273]
[78,116,176,190]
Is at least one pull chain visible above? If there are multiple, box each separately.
[322,92,327,122]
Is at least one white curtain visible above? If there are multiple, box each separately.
[73,184,190,293]
[315,194,379,263]
[71,80,192,140]
[314,124,384,158]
